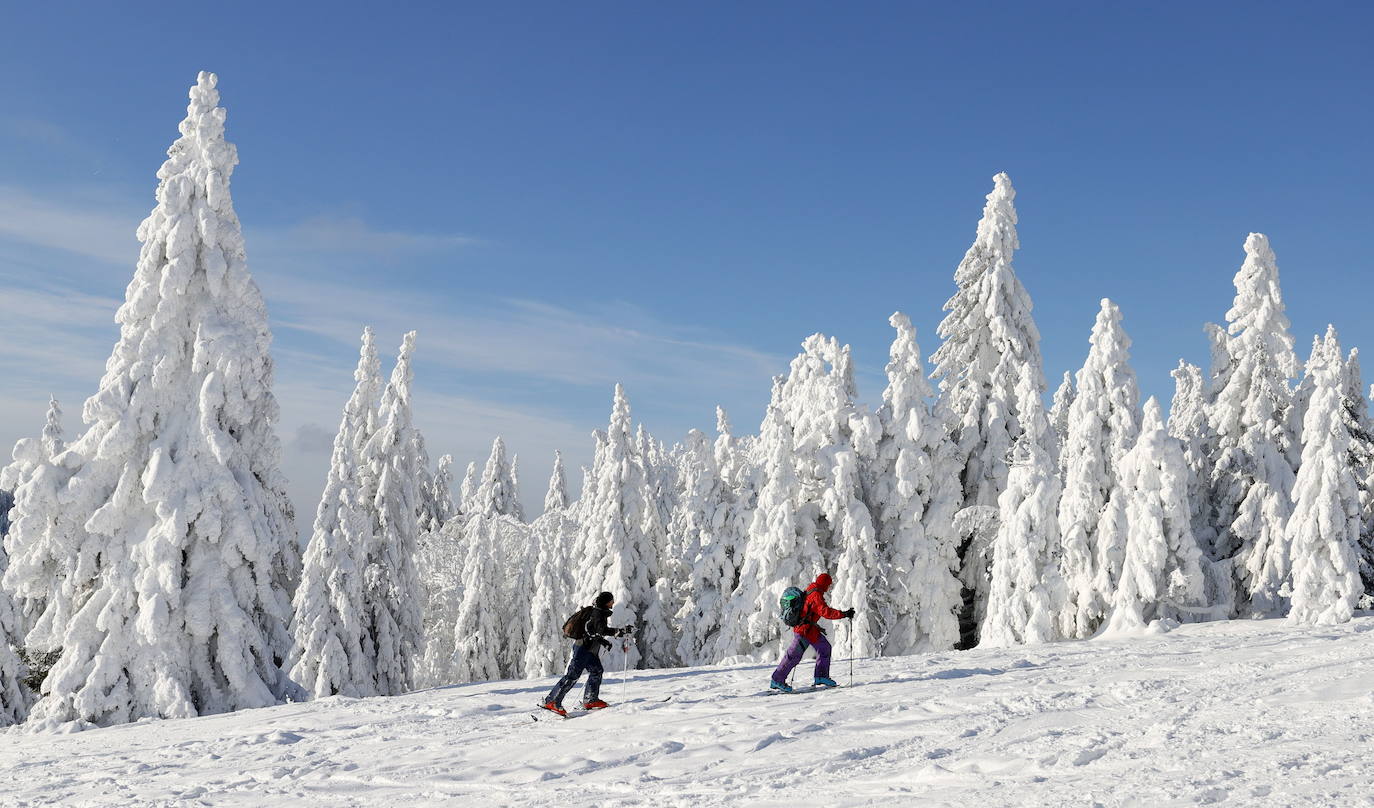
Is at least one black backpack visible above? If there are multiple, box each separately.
[562,605,596,639]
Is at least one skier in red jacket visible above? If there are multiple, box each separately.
[770,572,854,692]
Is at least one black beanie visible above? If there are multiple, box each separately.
[595,591,614,608]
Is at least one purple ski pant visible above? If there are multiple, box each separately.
[771,633,831,684]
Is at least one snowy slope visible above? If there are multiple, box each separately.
[4,617,1373,807]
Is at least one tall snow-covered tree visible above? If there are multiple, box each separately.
[472,437,523,521]
[1057,299,1142,639]
[869,313,963,655]
[718,381,821,660]
[1,532,31,725]
[981,364,1062,647]
[1206,233,1300,618]
[1102,399,1207,633]
[1336,350,1374,602]
[28,73,301,727]
[290,329,380,698]
[673,430,735,666]
[574,385,660,668]
[930,172,1045,512]
[524,452,577,678]
[450,515,503,682]
[1287,328,1363,625]
[359,332,425,695]
[1049,371,1075,467]
[1167,360,1231,614]
[459,461,479,517]
[774,334,883,656]
[416,514,466,688]
[0,397,66,641]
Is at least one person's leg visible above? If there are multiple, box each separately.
[582,650,606,703]
[771,635,810,684]
[545,646,589,705]
[812,634,833,680]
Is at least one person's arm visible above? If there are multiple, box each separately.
[812,594,847,621]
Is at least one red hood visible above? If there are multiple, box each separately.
[812,573,832,593]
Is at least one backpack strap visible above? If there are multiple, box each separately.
[800,585,819,626]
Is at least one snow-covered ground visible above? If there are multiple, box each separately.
[4,616,1373,807]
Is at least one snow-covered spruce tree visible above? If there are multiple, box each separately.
[1049,371,1075,469]
[1057,299,1141,639]
[1102,399,1207,633]
[1,530,32,724]
[980,364,1062,647]
[472,437,523,521]
[574,385,659,669]
[450,515,503,682]
[673,430,735,666]
[290,329,381,698]
[1340,351,1374,601]
[869,312,963,656]
[636,424,680,669]
[359,331,425,695]
[1287,328,1363,625]
[1167,360,1231,615]
[930,172,1045,513]
[774,334,883,656]
[27,73,301,727]
[415,513,466,688]
[459,461,479,518]
[718,381,822,661]
[1206,233,1300,618]
[523,452,577,678]
[0,397,66,641]
[421,454,457,535]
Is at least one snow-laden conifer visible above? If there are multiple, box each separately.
[0,535,30,724]
[1103,399,1207,633]
[870,313,963,655]
[29,73,300,727]
[459,461,479,517]
[718,382,821,660]
[1057,299,1141,639]
[981,365,1062,647]
[774,334,883,654]
[524,452,577,678]
[450,515,503,682]
[673,430,735,665]
[415,514,465,688]
[1339,352,1374,601]
[1206,234,1299,617]
[1287,328,1363,625]
[473,438,523,521]
[930,172,1045,511]
[0,397,66,641]
[574,385,659,668]
[359,332,424,695]
[290,328,380,698]
[1049,371,1075,467]
[637,424,680,669]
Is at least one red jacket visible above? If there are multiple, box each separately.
[794,573,846,644]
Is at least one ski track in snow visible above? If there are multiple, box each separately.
[3,617,1373,807]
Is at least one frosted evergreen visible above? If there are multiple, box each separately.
[1057,299,1141,639]
[930,172,1046,512]
[869,313,962,655]
[524,453,577,678]
[290,328,380,698]
[450,515,503,682]
[1103,399,1208,633]
[28,73,300,727]
[1206,234,1299,617]
[359,332,425,695]
[981,364,1062,647]
[1287,328,1362,625]
[1049,371,1075,470]
[473,438,524,521]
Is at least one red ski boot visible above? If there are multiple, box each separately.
[540,701,568,717]
[582,699,609,710]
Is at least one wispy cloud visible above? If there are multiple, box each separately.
[0,185,139,265]
[260,216,481,256]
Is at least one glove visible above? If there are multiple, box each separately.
[617,626,634,637]
[599,637,613,650]
[843,608,856,619]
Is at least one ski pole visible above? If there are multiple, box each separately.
[621,639,629,697]
[848,619,853,686]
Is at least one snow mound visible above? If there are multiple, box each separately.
[3,617,1373,806]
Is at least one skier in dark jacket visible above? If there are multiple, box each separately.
[770,572,853,692]
[541,591,634,716]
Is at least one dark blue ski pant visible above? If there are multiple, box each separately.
[545,643,603,706]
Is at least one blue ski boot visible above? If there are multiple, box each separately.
[813,676,838,688]
[769,679,794,694]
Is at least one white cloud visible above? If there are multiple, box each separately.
[258,216,480,255]
[0,185,139,265]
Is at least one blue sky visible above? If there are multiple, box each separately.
[1,2,1371,518]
